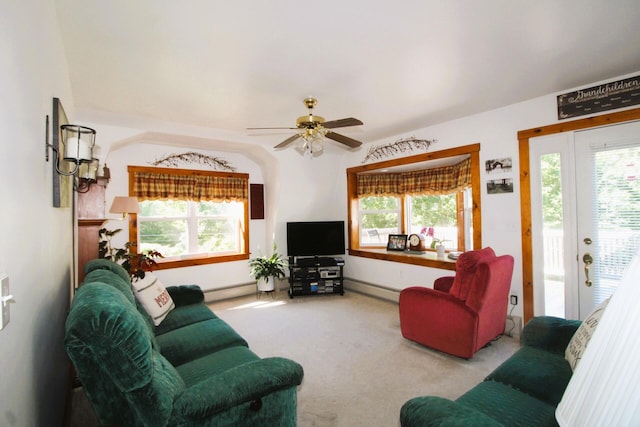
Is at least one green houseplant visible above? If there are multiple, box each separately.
[98,228,163,280]
[249,244,287,292]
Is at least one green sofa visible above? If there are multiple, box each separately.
[400,316,581,427]
[65,259,304,427]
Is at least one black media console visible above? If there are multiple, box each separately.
[287,256,344,298]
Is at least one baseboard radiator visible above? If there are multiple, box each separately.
[203,282,256,303]
[343,278,400,303]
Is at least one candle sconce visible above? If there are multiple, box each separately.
[45,113,108,193]
[45,123,96,176]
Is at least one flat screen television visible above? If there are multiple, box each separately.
[286,221,345,257]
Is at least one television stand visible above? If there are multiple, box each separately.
[288,256,344,298]
[295,256,338,267]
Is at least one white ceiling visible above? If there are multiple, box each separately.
[55,1,640,148]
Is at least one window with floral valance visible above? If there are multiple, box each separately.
[128,166,248,202]
[126,166,250,269]
[346,144,482,269]
[356,157,471,197]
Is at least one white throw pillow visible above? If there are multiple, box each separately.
[131,273,175,326]
[565,297,610,371]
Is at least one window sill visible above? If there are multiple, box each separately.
[152,253,249,270]
[348,248,457,271]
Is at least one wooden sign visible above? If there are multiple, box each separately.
[557,75,640,120]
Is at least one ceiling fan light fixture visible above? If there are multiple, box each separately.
[298,126,327,154]
[310,138,324,154]
[249,97,364,152]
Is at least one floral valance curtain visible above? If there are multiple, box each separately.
[128,166,248,202]
[357,157,471,197]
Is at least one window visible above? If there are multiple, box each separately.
[138,199,244,257]
[359,191,469,250]
[359,196,401,245]
[347,144,482,269]
[407,192,463,250]
[127,166,250,269]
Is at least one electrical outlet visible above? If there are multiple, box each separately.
[510,294,518,305]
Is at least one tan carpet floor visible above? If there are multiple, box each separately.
[209,290,520,427]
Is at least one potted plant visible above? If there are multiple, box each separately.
[98,228,164,280]
[421,227,448,258]
[249,244,287,292]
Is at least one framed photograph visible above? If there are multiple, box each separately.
[485,157,512,175]
[487,178,514,194]
[386,234,408,251]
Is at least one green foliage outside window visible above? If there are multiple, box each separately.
[138,199,242,256]
[360,194,458,231]
[360,197,399,230]
[540,153,563,229]
[409,194,457,228]
[540,146,640,231]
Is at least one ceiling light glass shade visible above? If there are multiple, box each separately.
[61,124,96,163]
[555,249,640,426]
[310,138,324,153]
[298,127,327,154]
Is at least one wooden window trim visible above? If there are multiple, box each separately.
[127,166,250,269]
[346,143,482,270]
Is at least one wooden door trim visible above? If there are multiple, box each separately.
[519,108,640,323]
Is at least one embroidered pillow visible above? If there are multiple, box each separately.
[565,297,610,371]
[131,273,175,326]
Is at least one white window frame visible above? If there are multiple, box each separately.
[138,199,244,260]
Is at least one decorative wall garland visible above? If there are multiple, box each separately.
[361,136,437,163]
[151,151,237,171]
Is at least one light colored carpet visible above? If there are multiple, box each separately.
[69,290,520,426]
[209,290,520,427]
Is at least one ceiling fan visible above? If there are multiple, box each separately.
[248,97,364,153]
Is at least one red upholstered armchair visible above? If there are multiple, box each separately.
[399,247,514,359]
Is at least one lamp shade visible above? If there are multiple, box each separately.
[109,196,139,215]
[555,250,640,426]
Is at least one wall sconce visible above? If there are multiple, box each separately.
[76,160,111,193]
[109,196,139,220]
[46,124,96,173]
[45,123,102,192]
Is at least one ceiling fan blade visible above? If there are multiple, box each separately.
[325,131,362,148]
[322,117,363,129]
[274,134,301,149]
[247,127,298,130]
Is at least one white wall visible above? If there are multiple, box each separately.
[79,72,640,321]
[0,0,76,425]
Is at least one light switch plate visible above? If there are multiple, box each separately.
[1,275,9,330]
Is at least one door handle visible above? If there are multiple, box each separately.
[583,253,593,287]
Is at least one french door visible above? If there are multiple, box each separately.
[530,120,640,320]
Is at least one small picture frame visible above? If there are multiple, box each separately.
[387,234,408,251]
